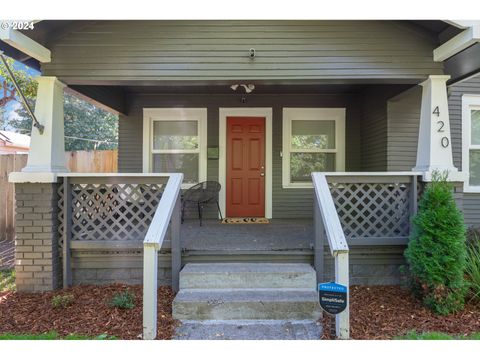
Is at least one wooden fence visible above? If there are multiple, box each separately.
[0,150,117,245]
[0,154,28,245]
[66,149,118,173]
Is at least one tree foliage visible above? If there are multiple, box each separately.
[1,56,118,150]
[0,56,38,99]
[404,171,468,315]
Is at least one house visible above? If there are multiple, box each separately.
[2,20,480,338]
[0,130,30,154]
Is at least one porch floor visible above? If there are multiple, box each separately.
[180,219,313,251]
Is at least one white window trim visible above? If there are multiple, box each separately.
[218,108,273,219]
[462,94,480,192]
[143,108,207,188]
[282,108,346,189]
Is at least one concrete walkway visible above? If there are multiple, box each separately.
[174,320,323,340]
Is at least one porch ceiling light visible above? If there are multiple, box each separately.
[230,83,255,93]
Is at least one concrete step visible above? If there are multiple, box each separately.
[173,319,323,340]
[173,289,321,320]
[179,263,317,290]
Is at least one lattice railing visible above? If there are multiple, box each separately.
[329,182,410,238]
[325,174,420,242]
[58,176,168,248]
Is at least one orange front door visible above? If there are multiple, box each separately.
[226,116,265,217]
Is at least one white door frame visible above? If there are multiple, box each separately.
[219,108,273,219]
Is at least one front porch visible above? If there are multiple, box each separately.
[181,218,312,252]
[14,171,415,288]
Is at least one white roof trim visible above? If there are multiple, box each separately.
[444,20,480,29]
[0,27,51,63]
[434,24,480,62]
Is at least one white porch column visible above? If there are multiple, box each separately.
[413,75,459,179]
[22,76,68,173]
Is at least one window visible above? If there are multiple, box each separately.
[143,108,207,186]
[282,108,345,188]
[462,95,480,192]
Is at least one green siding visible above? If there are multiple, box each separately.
[360,87,411,171]
[387,86,422,171]
[42,20,443,84]
[119,92,362,218]
[383,74,480,229]
[448,74,480,228]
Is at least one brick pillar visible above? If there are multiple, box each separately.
[14,182,61,292]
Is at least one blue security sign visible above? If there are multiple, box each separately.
[318,282,347,315]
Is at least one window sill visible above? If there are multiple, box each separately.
[462,185,480,193]
[282,183,314,189]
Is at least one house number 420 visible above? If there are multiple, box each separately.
[432,106,449,148]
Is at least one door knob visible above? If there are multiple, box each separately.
[260,173,265,177]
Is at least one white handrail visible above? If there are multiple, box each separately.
[312,172,350,340]
[312,173,349,256]
[144,173,183,248]
[143,173,183,340]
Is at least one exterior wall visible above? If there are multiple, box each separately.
[379,75,480,229]
[360,86,415,171]
[325,246,405,285]
[448,74,480,228]
[119,92,362,219]
[360,89,388,170]
[72,251,171,286]
[14,183,62,292]
[387,86,422,171]
[71,248,403,286]
[42,20,443,84]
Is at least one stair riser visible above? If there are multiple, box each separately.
[173,301,321,320]
[180,273,316,289]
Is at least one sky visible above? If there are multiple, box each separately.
[1,58,40,132]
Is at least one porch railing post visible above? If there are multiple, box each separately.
[335,252,349,340]
[313,195,325,284]
[143,243,158,340]
[409,175,418,221]
[62,176,72,289]
[171,195,181,292]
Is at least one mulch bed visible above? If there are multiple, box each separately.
[1,284,479,340]
[322,285,480,339]
[0,284,176,340]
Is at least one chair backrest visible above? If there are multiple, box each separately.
[183,181,221,203]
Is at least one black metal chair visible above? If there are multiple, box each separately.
[181,181,222,226]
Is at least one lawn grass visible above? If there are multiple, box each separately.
[0,331,116,340]
[395,331,480,340]
[0,269,15,292]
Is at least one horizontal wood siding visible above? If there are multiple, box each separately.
[448,74,480,171]
[448,74,480,228]
[72,246,406,286]
[387,86,422,171]
[119,92,362,218]
[360,90,389,171]
[42,20,443,83]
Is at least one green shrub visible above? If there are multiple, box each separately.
[109,290,135,309]
[51,294,75,309]
[465,230,480,301]
[404,171,468,315]
[0,269,15,292]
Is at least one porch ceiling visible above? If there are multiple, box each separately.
[122,83,369,95]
